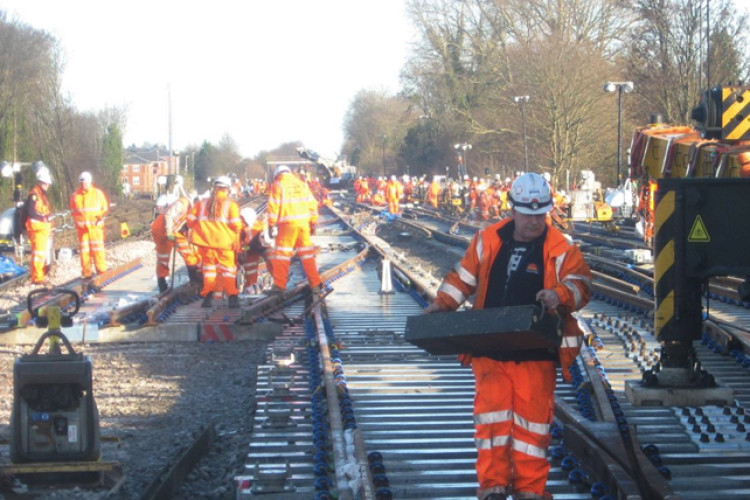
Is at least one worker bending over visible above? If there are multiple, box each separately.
[187,176,243,308]
[151,194,201,292]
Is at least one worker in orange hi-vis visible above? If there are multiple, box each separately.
[427,175,442,208]
[385,175,402,215]
[266,165,321,295]
[25,164,54,284]
[151,193,201,293]
[187,176,243,308]
[70,171,109,279]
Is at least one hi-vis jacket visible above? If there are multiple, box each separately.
[267,173,318,228]
[70,185,109,230]
[434,217,592,373]
[25,185,52,232]
[186,196,242,250]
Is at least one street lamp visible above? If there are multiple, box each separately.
[380,134,388,177]
[603,81,634,187]
[454,142,472,178]
[513,96,530,172]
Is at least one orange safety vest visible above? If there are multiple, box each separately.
[267,172,319,228]
[187,195,242,249]
[25,184,52,233]
[434,218,592,372]
[70,185,109,230]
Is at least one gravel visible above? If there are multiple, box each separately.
[0,206,467,499]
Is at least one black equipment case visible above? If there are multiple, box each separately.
[404,305,561,356]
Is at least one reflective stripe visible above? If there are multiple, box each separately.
[439,282,466,305]
[474,409,512,425]
[157,253,171,258]
[512,438,547,459]
[276,246,294,252]
[563,281,582,308]
[298,245,316,252]
[565,273,592,287]
[475,434,510,450]
[561,336,582,348]
[455,263,477,287]
[513,413,550,435]
[476,233,484,262]
[272,255,292,261]
[555,252,566,281]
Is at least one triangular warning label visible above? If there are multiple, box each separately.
[688,215,711,242]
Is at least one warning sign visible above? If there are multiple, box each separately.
[688,215,710,242]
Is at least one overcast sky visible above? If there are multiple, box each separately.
[1,0,415,160]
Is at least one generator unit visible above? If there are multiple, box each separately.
[10,290,100,463]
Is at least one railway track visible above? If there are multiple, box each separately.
[5,200,750,499]
[230,205,750,499]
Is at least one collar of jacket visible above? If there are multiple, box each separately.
[483,217,571,259]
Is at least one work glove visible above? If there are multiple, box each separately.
[166,233,175,241]
[268,226,278,239]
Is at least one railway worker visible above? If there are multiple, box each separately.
[25,166,54,284]
[385,175,402,215]
[266,165,322,295]
[356,176,371,204]
[427,175,442,208]
[424,172,591,500]
[187,176,243,308]
[70,171,110,279]
[237,207,273,295]
[151,193,201,293]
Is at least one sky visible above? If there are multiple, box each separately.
[0,0,415,160]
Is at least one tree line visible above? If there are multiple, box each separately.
[341,0,749,188]
[2,2,747,202]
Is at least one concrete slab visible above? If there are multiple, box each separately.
[625,379,734,406]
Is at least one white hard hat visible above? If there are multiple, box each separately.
[214,176,231,188]
[542,172,551,182]
[390,175,397,181]
[36,167,52,185]
[509,172,552,215]
[275,165,291,177]
[79,171,92,183]
[32,161,46,173]
[240,207,257,226]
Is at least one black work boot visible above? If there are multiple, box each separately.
[228,295,240,308]
[187,266,203,286]
[201,294,213,308]
[157,277,168,293]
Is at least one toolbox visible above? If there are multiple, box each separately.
[404,304,562,356]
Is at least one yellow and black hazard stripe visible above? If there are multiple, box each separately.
[722,86,750,141]
[653,189,676,341]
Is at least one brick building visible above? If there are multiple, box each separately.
[122,149,178,197]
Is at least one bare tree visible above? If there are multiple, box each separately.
[342,89,414,175]
[625,0,749,125]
